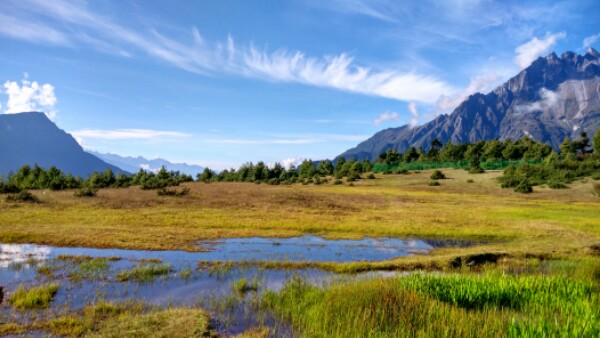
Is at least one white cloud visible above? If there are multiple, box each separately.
[280,157,304,169]
[514,88,560,115]
[514,32,566,69]
[2,75,57,118]
[70,129,191,140]
[435,70,503,114]
[407,102,420,128]
[372,111,399,125]
[2,0,455,104]
[583,33,600,49]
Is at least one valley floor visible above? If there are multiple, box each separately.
[1,169,599,336]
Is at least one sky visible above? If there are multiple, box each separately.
[1,0,599,170]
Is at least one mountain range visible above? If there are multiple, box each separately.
[0,112,123,177]
[339,49,600,161]
[90,152,204,177]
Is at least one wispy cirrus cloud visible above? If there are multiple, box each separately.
[70,129,191,140]
[372,111,399,125]
[206,133,368,145]
[0,0,454,103]
[0,12,70,46]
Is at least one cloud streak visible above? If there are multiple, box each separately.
[0,0,454,103]
[206,133,368,145]
[70,129,191,140]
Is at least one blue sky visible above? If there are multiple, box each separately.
[1,0,599,169]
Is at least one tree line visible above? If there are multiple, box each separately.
[2,130,599,193]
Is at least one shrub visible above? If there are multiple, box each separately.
[466,179,474,183]
[428,181,440,186]
[157,187,190,197]
[140,177,178,190]
[74,187,98,197]
[593,183,600,197]
[514,180,533,193]
[333,179,343,185]
[394,168,409,175]
[5,190,38,203]
[366,173,376,179]
[469,166,485,174]
[430,170,446,180]
[382,170,391,175]
[469,158,485,174]
[0,183,21,194]
[547,181,567,189]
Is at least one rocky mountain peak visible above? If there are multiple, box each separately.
[338,50,600,161]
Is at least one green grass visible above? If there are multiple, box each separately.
[8,283,59,309]
[70,258,110,281]
[263,268,600,337]
[179,267,192,280]
[233,277,259,294]
[115,263,171,282]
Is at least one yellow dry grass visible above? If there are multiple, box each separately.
[1,169,598,263]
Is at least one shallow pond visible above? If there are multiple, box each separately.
[0,237,474,335]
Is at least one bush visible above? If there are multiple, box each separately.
[382,170,391,175]
[157,187,190,197]
[394,168,410,175]
[366,173,376,180]
[333,179,343,185]
[593,183,600,197]
[74,187,98,197]
[430,170,446,180]
[428,181,441,186]
[469,166,485,174]
[547,181,567,189]
[0,183,22,194]
[466,179,474,183]
[5,190,38,203]
[514,180,533,193]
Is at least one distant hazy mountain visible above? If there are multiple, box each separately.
[90,151,204,176]
[0,112,124,178]
[339,49,600,161]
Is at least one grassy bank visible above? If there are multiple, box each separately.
[263,259,600,337]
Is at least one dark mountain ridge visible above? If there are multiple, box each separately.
[339,49,600,161]
[0,112,124,178]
